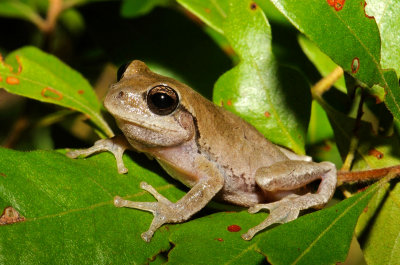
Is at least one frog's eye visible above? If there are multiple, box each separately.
[117,62,130,82]
[147,85,179,115]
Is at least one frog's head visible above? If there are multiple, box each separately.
[105,60,195,149]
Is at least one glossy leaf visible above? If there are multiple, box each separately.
[298,35,346,92]
[356,181,400,265]
[212,0,310,154]
[168,180,381,265]
[365,0,400,78]
[270,0,400,123]
[177,0,229,34]
[0,46,113,138]
[0,147,185,264]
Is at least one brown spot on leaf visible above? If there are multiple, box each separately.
[250,2,257,10]
[227,224,241,232]
[0,207,25,225]
[322,143,331,151]
[227,99,232,106]
[363,2,374,19]
[351,57,360,73]
[264,111,271,118]
[368,149,383,159]
[363,206,368,213]
[223,46,235,56]
[215,238,224,242]
[0,172,6,177]
[41,87,63,101]
[373,95,383,104]
[205,8,211,13]
[220,100,224,107]
[6,76,19,85]
[78,90,84,95]
[15,55,22,74]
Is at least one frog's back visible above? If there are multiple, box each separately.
[189,92,289,205]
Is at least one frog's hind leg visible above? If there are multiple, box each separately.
[242,160,336,240]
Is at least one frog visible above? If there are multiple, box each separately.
[67,60,337,242]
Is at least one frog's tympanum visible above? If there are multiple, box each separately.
[67,61,337,242]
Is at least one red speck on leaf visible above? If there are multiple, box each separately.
[363,206,368,213]
[0,75,2,82]
[334,0,345,11]
[227,224,241,232]
[264,111,271,118]
[327,0,345,11]
[205,8,211,13]
[327,0,335,6]
[78,90,84,95]
[364,2,374,19]
[368,149,383,159]
[322,143,331,151]
[0,207,25,225]
[6,76,19,85]
[41,87,63,101]
[215,238,224,242]
[227,99,232,106]
[351,58,360,73]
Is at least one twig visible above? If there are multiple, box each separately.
[338,165,400,183]
[341,89,365,171]
[311,66,344,97]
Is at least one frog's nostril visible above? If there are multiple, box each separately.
[117,91,124,98]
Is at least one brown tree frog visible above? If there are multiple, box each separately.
[67,60,337,242]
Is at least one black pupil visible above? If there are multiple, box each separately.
[147,86,179,115]
[150,93,174,109]
[117,62,130,81]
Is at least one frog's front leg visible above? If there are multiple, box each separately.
[242,160,336,240]
[66,135,131,174]
[114,165,224,242]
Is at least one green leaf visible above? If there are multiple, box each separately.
[270,0,400,123]
[0,0,43,27]
[307,101,334,144]
[365,0,400,78]
[298,35,346,93]
[0,46,113,138]
[212,0,310,154]
[320,99,400,170]
[356,181,400,265]
[120,0,171,18]
[177,0,229,34]
[167,180,381,265]
[0,147,185,263]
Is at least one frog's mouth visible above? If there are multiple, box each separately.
[114,115,181,134]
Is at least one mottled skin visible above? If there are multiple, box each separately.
[67,61,337,241]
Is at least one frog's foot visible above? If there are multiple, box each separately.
[114,182,182,242]
[242,194,301,241]
[66,136,130,174]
